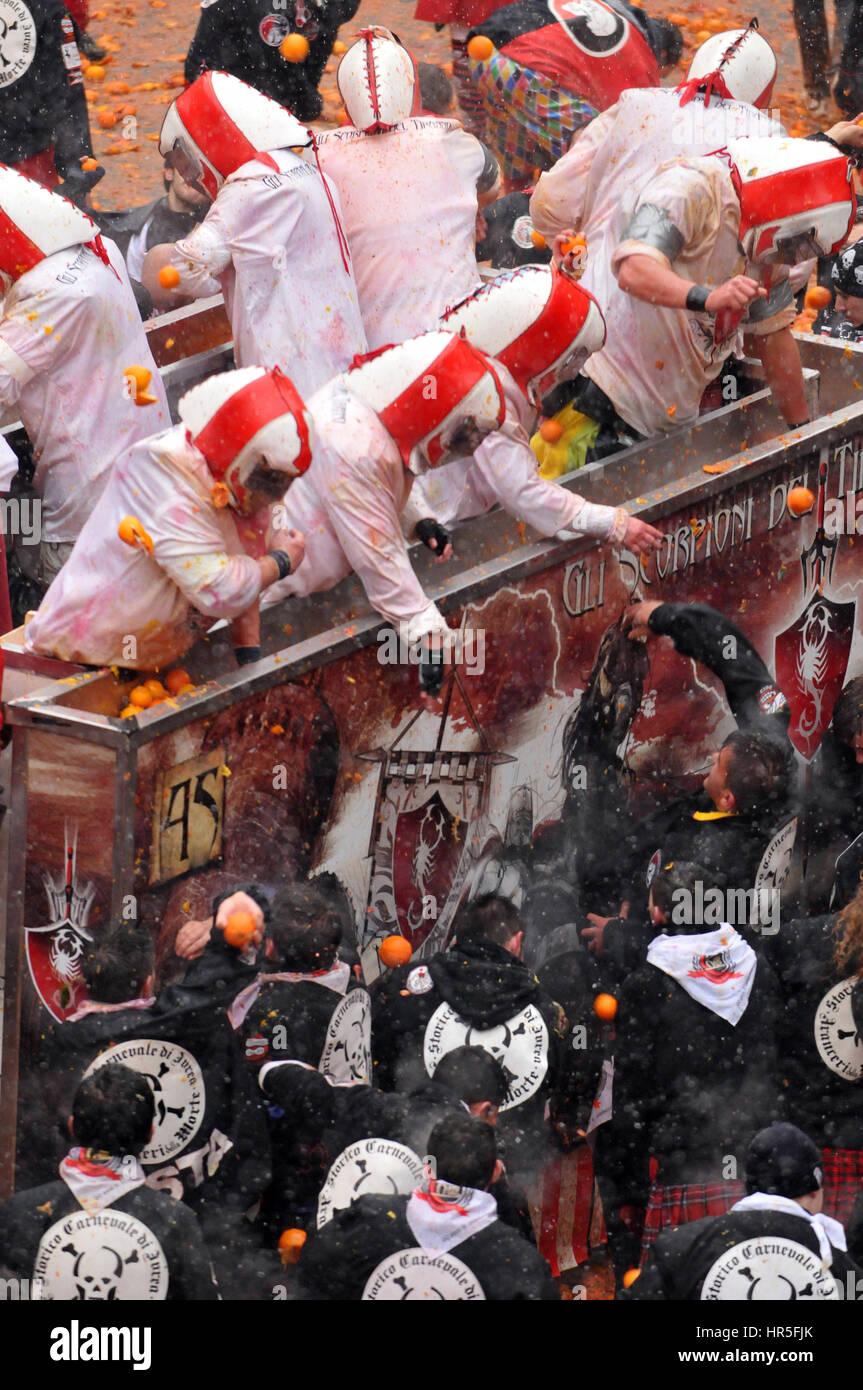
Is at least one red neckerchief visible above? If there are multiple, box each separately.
[415,1180,468,1216]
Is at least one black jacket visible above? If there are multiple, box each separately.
[611,936,782,1192]
[0,1177,217,1301]
[622,1204,859,1300]
[764,913,863,1149]
[300,1192,558,1300]
[185,0,361,123]
[0,0,94,176]
[371,937,583,1175]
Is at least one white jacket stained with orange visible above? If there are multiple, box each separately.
[529,89,785,436]
[165,149,367,398]
[315,119,486,350]
[25,425,278,670]
[0,238,169,542]
[262,376,451,645]
[409,367,627,540]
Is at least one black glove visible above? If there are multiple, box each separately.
[55,165,105,207]
[414,517,453,556]
[419,645,446,698]
[235,646,262,667]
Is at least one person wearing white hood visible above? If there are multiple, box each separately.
[141,70,366,400]
[25,366,309,672]
[404,264,662,556]
[261,329,510,701]
[0,166,169,588]
[313,29,501,350]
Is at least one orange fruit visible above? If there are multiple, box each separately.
[467,34,494,61]
[117,515,153,554]
[539,418,564,443]
[280,33,310,61]
[176,684,194,695]
[622,1268,641,1288]
[106,80,130,94]
[97,110,117,128]
[84,64,106,81]
[530,229,546,248]
[158,265,180,289]
[145,679,168,699]
[804,285,832,310]
[164,668,191,695]
[124,364,151,392]
[332,39,347,54]
[278,1228,307,1264]
[80,157,100,171]
[560,234,587,257]
[129,686,153,708]
[378,934,412,968]
[594,992,618,1021]
[694,28,712,41]
[224,910,257,948]
[119,704,138,718]
[787,486,815,517]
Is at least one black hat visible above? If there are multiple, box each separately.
[831,241,863,298]
[745,1123,824,1198]
[476,192,551,270]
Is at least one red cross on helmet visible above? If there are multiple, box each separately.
[159,71,312,200]
[0,164,100,292]
[442,265,606,408]
[179,366,313,512]
[344,330,506,473]
[728,135,855,266]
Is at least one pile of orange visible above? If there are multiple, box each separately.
[119,667,194,717]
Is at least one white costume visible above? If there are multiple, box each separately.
[411,366,626,543]
[26,366,313,669]
[0,214,168,543]
[25,426,268,669]
[166,149,367,397]
[529,87,783,437]
[158,70,366,397]
[315,121,487,350]
[263,331,507,645]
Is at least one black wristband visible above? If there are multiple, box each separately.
[235,646,262,667]
[806,130,842,150]
[685,285,711,313]
[267,549,292,581]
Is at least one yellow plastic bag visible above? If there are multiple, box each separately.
[532,405,600,479]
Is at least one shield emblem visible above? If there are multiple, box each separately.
[392,792,465,950]
[26,835,95,1023]
[774,593,856,761]
[545,0,629,56]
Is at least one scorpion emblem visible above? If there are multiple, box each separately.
[406,803,448,930]
[795,601,833,741]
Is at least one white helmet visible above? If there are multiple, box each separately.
[159,71,311,200]
[728,136,855,265]
[678,25,777,109]
[337,27,420,132]
[0,164,98,293]
[344,331,506,474]
[179,366,313,511]
[442,266,606,408]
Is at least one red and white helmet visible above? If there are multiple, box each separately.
[442,266,606,408]
[344,331,506,473]
[179,366,313,510]
[337,27,420,132]
[0,164,98,293]
[728,136,855,265]
[159,71,311,200]
[677,25,777,109]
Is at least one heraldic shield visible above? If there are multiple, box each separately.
[774,592,855,761]
[26,832,95,1023]
[360,670,513,977]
